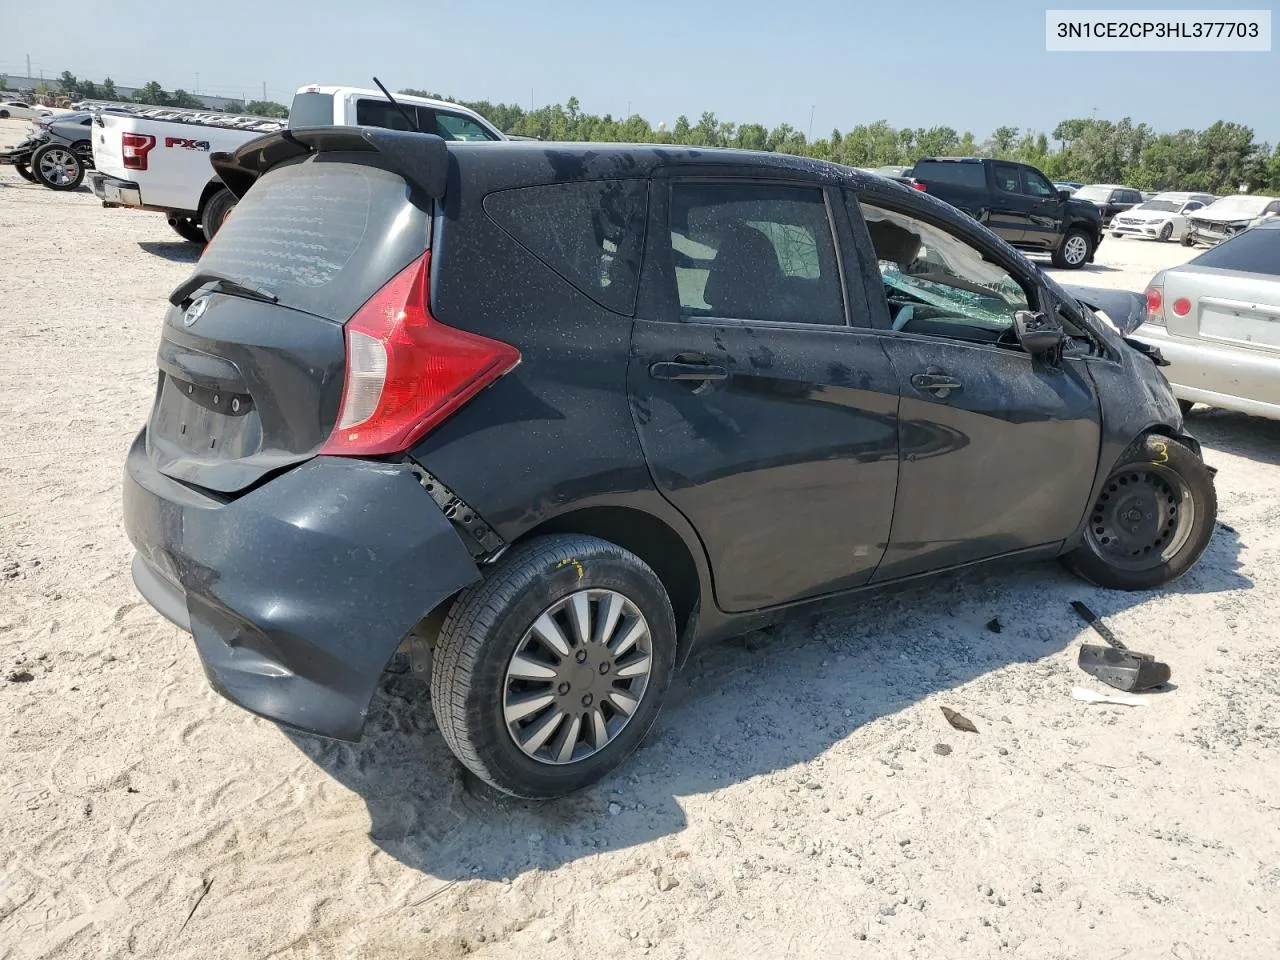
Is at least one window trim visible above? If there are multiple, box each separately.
[659,176,853,330]
[848,192,1042,346]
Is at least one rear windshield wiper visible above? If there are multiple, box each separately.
[170,271,279,308]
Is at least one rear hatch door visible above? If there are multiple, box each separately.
[145,152,432,494]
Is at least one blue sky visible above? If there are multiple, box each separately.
[4,0,1277,141]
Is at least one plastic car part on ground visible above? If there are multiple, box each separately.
[1071,600,1172,692]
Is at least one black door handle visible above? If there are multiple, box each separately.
[911,372,963,394]
[649,361,729,382]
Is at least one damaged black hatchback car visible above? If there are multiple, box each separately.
[122,128,1216,798]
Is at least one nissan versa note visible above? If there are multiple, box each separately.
[122,127,1217,798]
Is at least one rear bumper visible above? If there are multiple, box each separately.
[122,431,480,740]
[91,172,142,208]
[1130,324,1280,421]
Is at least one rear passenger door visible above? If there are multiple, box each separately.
[987,163,1030,243]
[629,177,901,612]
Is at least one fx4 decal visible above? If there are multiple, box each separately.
[164,137,211,152]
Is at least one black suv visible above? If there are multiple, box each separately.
[122,129,1215,798]
[907,158,1104,269]
[1074,184,1145,226]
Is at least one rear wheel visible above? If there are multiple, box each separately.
[14,162,34,182]
[1158,222,1173,242]
[200,187,237,241]
[31,143,84,190]
[1063,435,1216,590]
[0,109,9,119]
[431,535,677,798]
[168,216,207,244]
[1052,228,1093,269]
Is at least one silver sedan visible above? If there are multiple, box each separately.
[1134,221,1280,420]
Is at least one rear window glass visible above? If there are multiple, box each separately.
[197,157,430,321]
[288,92,334,127]
[1191,228,1280,276]
[913,162,985,189]
[483,179,649,315]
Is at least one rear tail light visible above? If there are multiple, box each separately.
[1172,297,1191,317]
[320,252,520,456]
[1144,285,1164,325]
[122,132,155,170]
[910,179,927,192]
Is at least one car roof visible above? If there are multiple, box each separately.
[1081,183,1132,190]
[294,85,482,114]
[1150,191,1214,200]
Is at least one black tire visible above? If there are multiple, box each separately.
[0,110,9,119]
[30,142,84,191]
[201,187,237,241]
[1181,233,1195,247]
[1158,222,1173,242]
[1063,434,1216,591]
[1178,399,1195,418]
[1051,227,1093,269]
[14,162,35,182]
[431,535,677,798]
[168,216,207,244]
[1111,231,1123,239]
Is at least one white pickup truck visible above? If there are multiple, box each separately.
[90,87,506,243]
[89,106,285,242]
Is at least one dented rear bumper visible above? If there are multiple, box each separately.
[122,431,480,739]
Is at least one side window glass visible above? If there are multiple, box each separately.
[858,202,1031,344]
[484,179,649,315]
[993,164,1021,193]
[434,112,498,141]
[668,183,844,325]
[1183,202,1203,213]
[1021,170,1055,197]
[355,98,419,131]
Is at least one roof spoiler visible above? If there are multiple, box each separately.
[211,126,449,201]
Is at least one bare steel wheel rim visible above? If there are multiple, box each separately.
[1064,234,1088,265]
[1085,465,1195,571]
[503,588,653,765]
[38,148,77,186]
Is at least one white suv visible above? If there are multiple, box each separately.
[288,86,505,141]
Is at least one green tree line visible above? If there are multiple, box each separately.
[404,89,1280,195]
[50,71,287,117]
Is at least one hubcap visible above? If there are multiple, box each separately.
[1085,466,1194,570]
[1064,235,1088,264]
[38,148,76,186]
[503,588,653,765]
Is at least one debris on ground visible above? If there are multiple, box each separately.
[6,671,34,683]
[1071,601,1171,692]
[933,743,953,756]
[986,618,1003,634]
[941,707,979,733]
[1071,686,1147,707]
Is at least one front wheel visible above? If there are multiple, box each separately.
[1181,233,1196,247]
[14,162,35,182]
[31,143,84,190]
[1052,228,1093,269]
[1063,435,1216,591]
[431,535,677,798]
[1158,222,1174,242]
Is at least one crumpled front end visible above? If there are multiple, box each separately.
[122,432,480,740]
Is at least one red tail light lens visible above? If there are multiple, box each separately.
[910,180,927,192]
[1172,297,1191,317]
[122,133,155,170]
[320,253,520,456]
[1145,286,1164,323]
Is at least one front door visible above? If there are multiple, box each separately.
[629,178,901,612]
[849,196,1101,580]
[1019,166,1066,251]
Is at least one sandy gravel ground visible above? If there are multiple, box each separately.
[2,118,1278,959]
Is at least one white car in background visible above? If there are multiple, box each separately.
[1109,192,1216,242]
[288,85,506,141]
[0,100,53,121]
